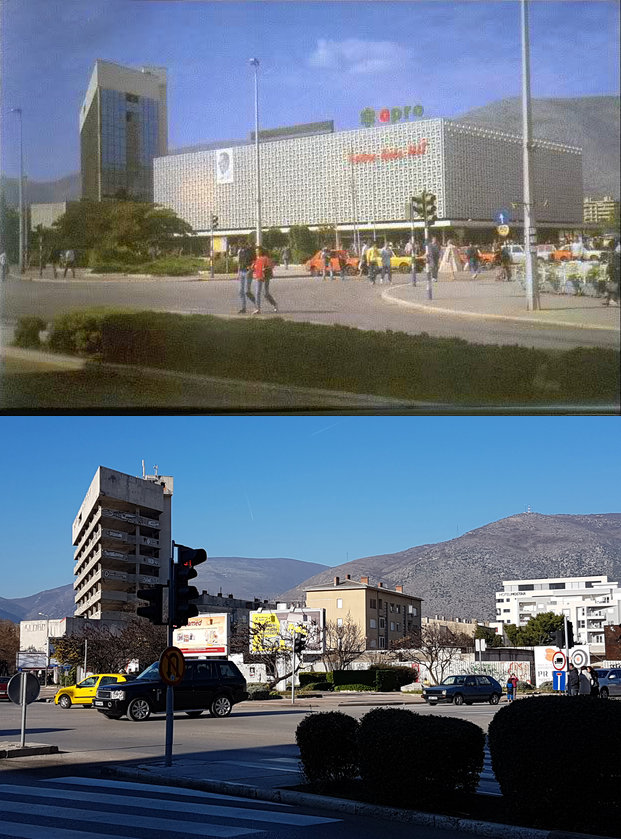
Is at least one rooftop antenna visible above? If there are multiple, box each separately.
[141,459,145,479]
[527,505,531,513]
[154,464,159,477]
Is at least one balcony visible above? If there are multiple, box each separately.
[101,507,160,529]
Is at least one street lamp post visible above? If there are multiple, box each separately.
[10,108,24,274]
[520,0,540,310]
[249,59,262,247]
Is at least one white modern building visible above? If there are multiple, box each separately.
[495,575,621,654]
[154,116,583,242]
[72,466,173,621]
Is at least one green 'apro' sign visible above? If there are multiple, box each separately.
[361,105,424,127]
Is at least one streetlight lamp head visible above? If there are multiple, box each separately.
[249,58,259,67]
[10,107,22,114]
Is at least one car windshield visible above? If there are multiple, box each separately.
[135,662,161,681]
[441,676,465,686]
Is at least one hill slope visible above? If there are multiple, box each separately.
[280,513,621,620]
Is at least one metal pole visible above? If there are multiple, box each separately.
[210,219,215,279]
[83,638,87,677]
[291,644,295,705]
[11,109,24,274]
[165,548,175,767]
[564,613,569,691]
[20,671,27,747]
[521,0,539,310]
[250,59,262,246]
[410,200,417,286]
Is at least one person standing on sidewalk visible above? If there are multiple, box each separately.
[506,672,518,702]
[379,242,394,284]
[63,248,76,278]
[587,666,600,697]
[321,246,333,280]
[366,242,379,285]
[252,246,278,314]
[281,246,291,270]
[358,241,369,278]
[567,663,580,696]
[466,242,481,278]
[236,241,256,313]
[427,237,441,282]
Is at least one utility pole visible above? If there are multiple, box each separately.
[249,58,262,246]
[10,108,24,273]
[521,0,540,310]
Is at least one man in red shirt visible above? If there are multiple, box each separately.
[252,246,278,314]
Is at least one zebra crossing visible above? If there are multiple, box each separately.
[0,775,342,839]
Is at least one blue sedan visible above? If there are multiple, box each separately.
[423,675,504,706]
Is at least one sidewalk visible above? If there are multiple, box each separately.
[384,275,620,332]
[9,264,309,283]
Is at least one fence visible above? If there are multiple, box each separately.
[514,260,609,297]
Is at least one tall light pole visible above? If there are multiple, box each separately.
[10,107,24,274]
[249,58,262,247]
[520,0,540,310]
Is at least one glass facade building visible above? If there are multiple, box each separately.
[80,61,167,202]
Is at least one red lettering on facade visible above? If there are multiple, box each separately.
[379,109,390,123]
[348,141,428,164]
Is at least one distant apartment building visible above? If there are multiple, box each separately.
[72,466,173,621]
[495,575,621,653]
[583,195,619,225]
[305,575,422,650]
[80,60,168,202]
[30,201,78,231]
[421,615,486,639]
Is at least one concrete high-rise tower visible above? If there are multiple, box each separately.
[72,466,173,621]
[80,60,168,202]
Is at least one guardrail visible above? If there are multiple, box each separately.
[514,261,610,297]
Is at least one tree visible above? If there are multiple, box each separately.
[230,617,307,690]
[261,227,288,252]
[391,623,473,685]
[321,616,367,671]
[0,193,20,263]
[474,624,503,648]
[316,225,337,248]
[288,225,318,262]
[504,612,564,646]
[0,620,19,675]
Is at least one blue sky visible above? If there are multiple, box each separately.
[1,416,619,599]
[1,0,619,180]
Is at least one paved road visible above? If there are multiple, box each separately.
[1,274,617,351]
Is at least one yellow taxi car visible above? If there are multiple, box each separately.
[54,673,128,709]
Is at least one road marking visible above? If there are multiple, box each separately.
[0,823,137,839]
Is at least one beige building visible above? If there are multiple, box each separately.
[72,466,173,621]
[305,575,422,650]
[30,202,78,231]
[583,195,619,224]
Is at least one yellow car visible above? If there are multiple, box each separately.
[369,254,426,273]
[54,673,128,709]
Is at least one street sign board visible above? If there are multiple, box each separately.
[159,646,185,686]
[552,671,566,691]
[7,672,40,705]
[495,209,511,225]
[553,650,567,670]
[497,225,510,237]
[570,648,588,668]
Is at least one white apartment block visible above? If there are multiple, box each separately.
[495,575,621,653]
[72,466,173,621]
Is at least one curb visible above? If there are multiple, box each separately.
[103,765,605,839]
[381,285,620,332]
[0,743,59,759]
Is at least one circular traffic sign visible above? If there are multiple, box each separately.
[571,649,588,669]
[495,209,511,226]
[159,646,185,686]
[552,651,567,671]
[7,672,40,705]
[497,224,510,237]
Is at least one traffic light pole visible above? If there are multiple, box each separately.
[210,219,215,279]
[409,199,416,287]
[564,613,569,687]
[424,219,432,301]
[291,645,296,705]
[165,548,175,767]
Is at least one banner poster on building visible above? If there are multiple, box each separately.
[249,609,324,653]
[173,614,228,657]
[215,148,234,184]
[534,644,590,687]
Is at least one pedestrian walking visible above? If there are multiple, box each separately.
[0,251,7,281]
[321,246,333,280]
[587,666,600,698]
[567,663,580,696]
[505,672,518,702]
[236,241,256,313]
[282,246,291,270]
[427,236,441,282]
[602,248,620,306]
[337,252,348,281]
[252,246,278,314]
[358,242,369,277]
[466,242,481,278]
[63,248,76,278]
[578,666,591,695]
[379,242,394,284]
[366,242,379,285]
[500,244,512,281]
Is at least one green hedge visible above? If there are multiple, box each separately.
[32,308,620,406]
[299,672,324,687]
[488,695,621,834]
[14,316,47,349]
[358,708,485,808]
[89,256,204,276]
[296,712,360,787]
[332,670,375,688]
[334,683,375,691]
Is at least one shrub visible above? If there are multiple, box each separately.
[47,310,107,356]
[374,669,399,692]
[332,669,375,688]
[246,683,272,700]
[358,708,484,808]
[369,665,417,688]
[299,681,333,691]
[299,672,323,688]
[13,316,47,349]
[295,712,359,787]
[334,684,374,691]
[488,695,621,834]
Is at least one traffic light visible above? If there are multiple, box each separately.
[172,544,207,627]
[423,192,437,225]
[410,194,424,220]
[136,584,165,625]
[293,632,306,656]
[211,214,218,229]
[566,621,575,649]
[552,630,563,648]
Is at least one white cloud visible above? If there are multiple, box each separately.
[308,38,409,75]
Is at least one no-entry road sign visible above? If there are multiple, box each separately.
[159,646,185,686]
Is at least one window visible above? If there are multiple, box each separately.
[396,605,401,614]
[390,621,395,631]
[217,662,238,679]
[549,583,566,590]
[370,639,377,648]
[370,619,376,629]
[337,618,343,626]
[369,598,377,609]
[518,585,534,592]
[379,637,386,649]
[476,676,491,686]
[503,609,510,613]
[337,598,343,609]
[378,599,382,610]
[396,623,400,631]
[379,617,385,629]
[390,604,394,612]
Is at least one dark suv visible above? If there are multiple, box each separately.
[93,658,247,721]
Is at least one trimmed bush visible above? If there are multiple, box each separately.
[334,684,375,691]
[299,672,323,688]
[13,316,47,349]
[296,712,359,787]
[358,707,484,807]
[47,310,107,356]
[374,669,399,692]
[488,695,621,834]
[369,665,417,688]
[300,681,333,691]
[332,669,375,688]
[246,683,271,700]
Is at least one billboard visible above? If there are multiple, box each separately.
[533,644,590,687]
[250,609,324,653]
[173,614,228,657]
[215,148,234,185]
[16,652,47,669]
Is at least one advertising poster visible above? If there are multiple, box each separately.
[215,148,234,184]
[534,645,590,687]
[173,614,228,657]
[250,609,324,653]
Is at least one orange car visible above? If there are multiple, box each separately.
[551,247,573,262]
[306,249,359,276]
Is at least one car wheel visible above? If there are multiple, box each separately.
[398,264,409,274]
[127,697,151,722]
[210,695,232,717]
[453,693,464,706]
[600,687,609,699]
[185,710,204,718]
[489,693,500,705]
[560,256,568,262]
[58,694,72,709]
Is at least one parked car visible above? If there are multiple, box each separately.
[54,673,128,709]
[93,657,248,721]
[0,676,10,700]
[368,253,426,273]
[536,244,557,261]
[550,246,574,262]
[595,668,621,699]
[422,674,503,706]
[305,249,358,276]
[503,244,525,264]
